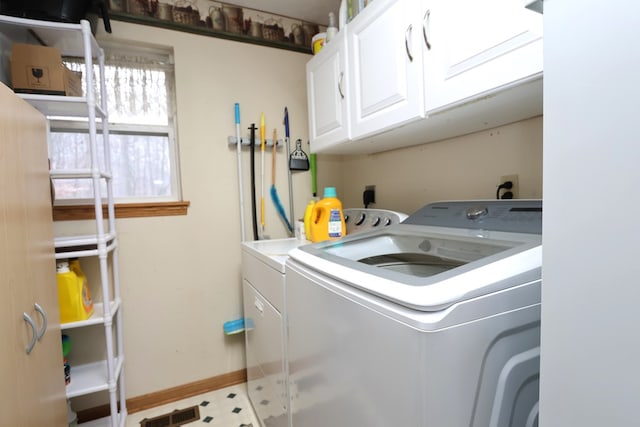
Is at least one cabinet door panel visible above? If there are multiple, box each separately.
[0,83,66,426]
[307,30,350,150]
[0,83,37,425]
[424,0,543,113]
[349,0,424,139]
[21,93,66,426]
[0,177,22,426]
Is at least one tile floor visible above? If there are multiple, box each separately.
[125,383,260,427]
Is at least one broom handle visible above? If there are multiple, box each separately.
[272,129,277,185]
[310,152,317,198]
[284,107,294,222]
[249,124,258,240]
[260,113,266,232]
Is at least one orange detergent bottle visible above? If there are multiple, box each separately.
[310,187,346,243]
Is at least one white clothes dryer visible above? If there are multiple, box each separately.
[242,238,304,427]
[286,200,542,427]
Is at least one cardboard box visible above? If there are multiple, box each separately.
[64,67,83,97]
[11,43,66,95]
[10,43,83,96]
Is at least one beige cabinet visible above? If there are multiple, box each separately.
[0,82,67,426]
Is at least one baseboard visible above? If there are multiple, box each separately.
[77,369,247,423]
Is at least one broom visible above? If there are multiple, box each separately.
[271,128,293,234]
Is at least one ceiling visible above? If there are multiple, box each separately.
[229,0,341,25]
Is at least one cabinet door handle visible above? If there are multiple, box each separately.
[405,24,414,62]
[254,297,264,314]
[34,303,47,341]
[338,71,345,99]
[423,9,432,50]
[23,313,37,355]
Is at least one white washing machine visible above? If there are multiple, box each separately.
[242,209,407,427]
[286,200,542,427]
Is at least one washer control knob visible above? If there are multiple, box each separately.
[466,205,489,220]
[372,217,381,227]
[384,217,392,226]
[355,213,366,226]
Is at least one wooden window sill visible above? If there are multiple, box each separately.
[52,201,190,221]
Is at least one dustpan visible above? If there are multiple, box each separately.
[289,139,310,171]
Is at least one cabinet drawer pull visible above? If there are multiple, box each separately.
[423,9,432,50]
[405,24,414,62]
[338,72,345,99]
[23,313,37,355]
[34,303,47,341]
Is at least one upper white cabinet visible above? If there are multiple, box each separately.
[307,0,543,154]
[347,0,424,139]
[422,0,543,113]
[307,29,351,151]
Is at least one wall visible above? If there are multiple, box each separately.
[319,116,543,214]
[541,1,640,425]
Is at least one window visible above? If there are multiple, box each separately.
[49,42,185,217]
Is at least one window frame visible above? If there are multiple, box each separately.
[50,41,187,219]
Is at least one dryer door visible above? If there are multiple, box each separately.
[243,280,288,427]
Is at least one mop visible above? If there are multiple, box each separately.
[234,103,246,241]
[270,128,293,234]
[224,107,250,338]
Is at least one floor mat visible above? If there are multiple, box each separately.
[139,405,200,426]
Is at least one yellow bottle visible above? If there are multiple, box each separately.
[310,187,346,243]
[57,259,94,324]
[303,199,316,241]
[69,258,94,319]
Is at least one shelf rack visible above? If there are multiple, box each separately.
[0,14,126,427]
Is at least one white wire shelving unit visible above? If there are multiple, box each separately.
[0,14,126,427]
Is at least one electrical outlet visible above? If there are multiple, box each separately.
[500,174,519,199]
[363,185,376,207]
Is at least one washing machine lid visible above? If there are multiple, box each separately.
[289,200,542,311]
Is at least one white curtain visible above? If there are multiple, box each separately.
[65,49,174,126]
